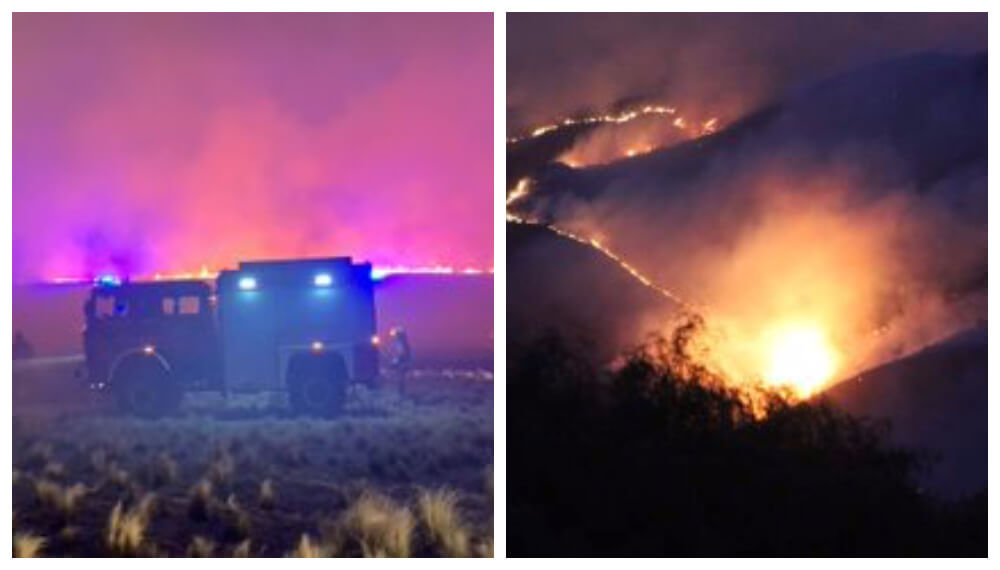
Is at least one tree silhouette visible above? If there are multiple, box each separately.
[508,325,986,556]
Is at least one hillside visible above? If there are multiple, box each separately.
[511,52,987,217]
[823,324,987,499]
[507,222,678,361]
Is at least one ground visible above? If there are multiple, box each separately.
[12,363,493,557]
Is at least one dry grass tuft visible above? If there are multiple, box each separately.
[341,491,415,557]
[417,488,470,557]
[287,533,334,557]
[476,537,494,558]
[59,525,81,543]
[258,478,275,510]
[187,535,216,557]
[188,479,214,520]
[208,450,235,486]
[223,493,252,538]
[231,539,253,557]
[34,479,88,516]
[13,532,47,557]
[151,452,178,487]
[106,494,156,555]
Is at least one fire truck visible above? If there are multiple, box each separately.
[81,257,380,418]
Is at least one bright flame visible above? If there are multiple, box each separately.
[506,103,717,145]
[763,323,838,397]
[506,178,531,206]
[623,145,655,158]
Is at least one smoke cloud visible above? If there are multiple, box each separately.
[513,48,986,383]
[14,13,493,282]
[507,12,986,158]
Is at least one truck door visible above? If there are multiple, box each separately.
[217,274,279,391]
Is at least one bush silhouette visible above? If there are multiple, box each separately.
[508,327,985,556]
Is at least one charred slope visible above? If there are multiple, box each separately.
[507,222,677,362]
[823,324,987,499]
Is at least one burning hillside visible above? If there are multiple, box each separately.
[507,52,987,398]
[507,103,720,166]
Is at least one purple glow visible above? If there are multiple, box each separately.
[14,13,493,283]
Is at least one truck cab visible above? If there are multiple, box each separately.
[84,279,220,416]
[82,257,380,418]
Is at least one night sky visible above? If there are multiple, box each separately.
[507,13,986,132]
[13,13,493,282]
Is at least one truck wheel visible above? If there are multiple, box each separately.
[288,359,348,417]
[113,359,181,419]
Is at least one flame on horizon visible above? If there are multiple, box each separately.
[42,264,493,286]
[508,103,720,166]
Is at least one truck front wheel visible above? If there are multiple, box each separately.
[287,356,348,417]
[113,358,182,419]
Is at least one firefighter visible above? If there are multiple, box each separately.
[384,326,412,395]
[13,331,35,360]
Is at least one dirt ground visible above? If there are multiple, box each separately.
[12,364,493,557]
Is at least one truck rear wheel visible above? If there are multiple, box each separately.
[287,356,348,417]
[113,358,182,419]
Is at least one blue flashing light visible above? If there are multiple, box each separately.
[238,276,257,291]
[313,273,333,287]
[95,274,121,287]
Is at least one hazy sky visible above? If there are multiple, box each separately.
[507,13,986,132]
[14,13,493,282]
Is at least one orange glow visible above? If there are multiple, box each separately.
[506,209,847,399]
[624,145,654,158]
[763,322,838,397]
[506,178,875,402]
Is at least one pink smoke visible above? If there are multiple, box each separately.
[13,13,493,282]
